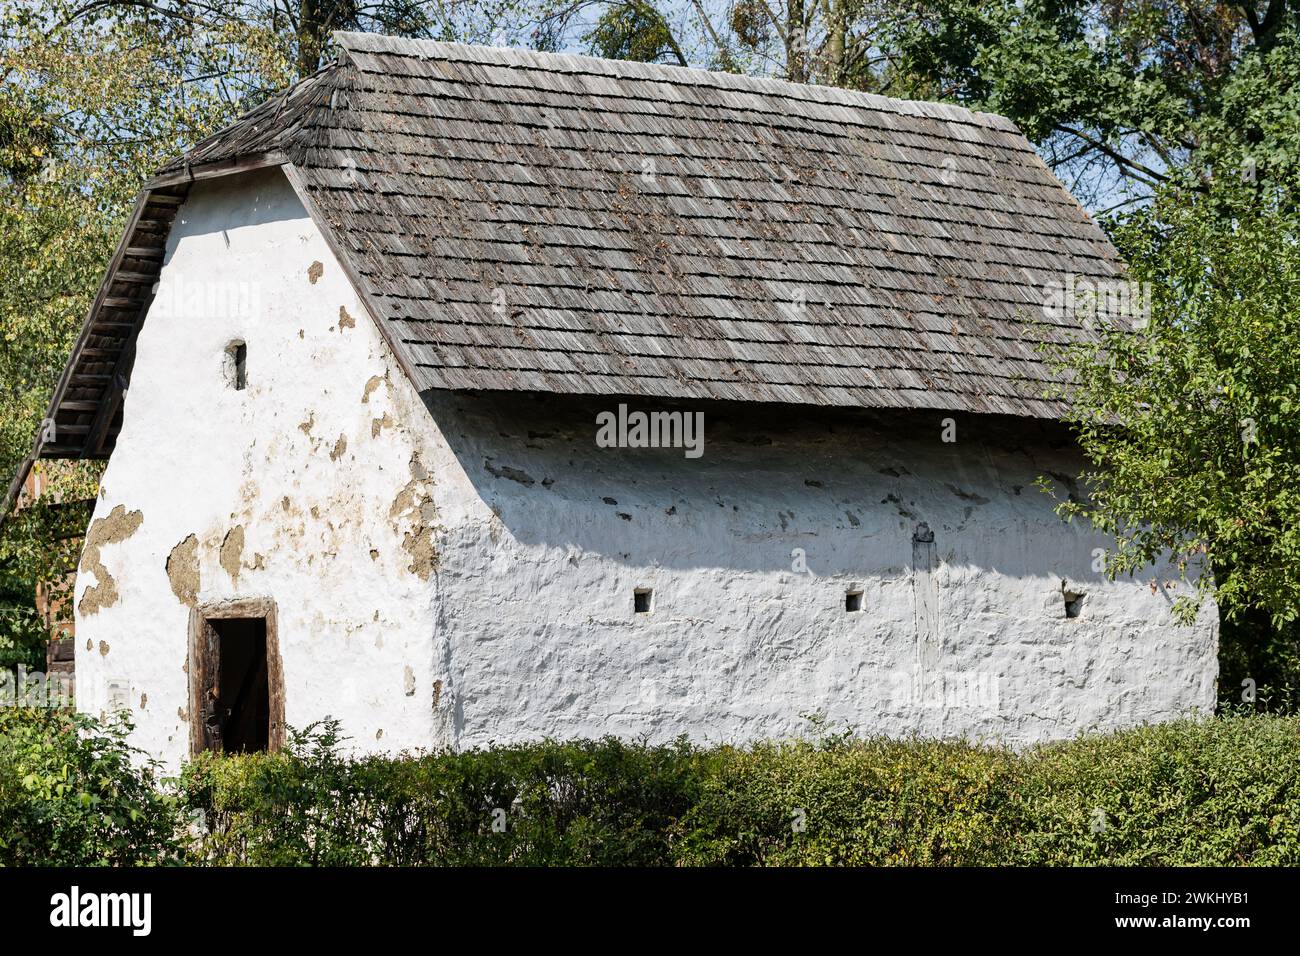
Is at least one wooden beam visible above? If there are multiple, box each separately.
[113,270,159,284]
[145,151,289,190]
[85,306,148,458]
[0,457,34,517]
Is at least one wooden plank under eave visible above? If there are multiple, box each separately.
[113,271,159,284]
[85,282,156,458]
[143,150,290,190]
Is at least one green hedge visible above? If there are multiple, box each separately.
[181,721,703,865]
[678,717,1300,865]
[3,709,1300,865]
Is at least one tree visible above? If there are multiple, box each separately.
[890,1,1300,210]
[535,0,914,86]
[585,0,689,64]
[883,2,1300,700]
[1045,179,1300,700]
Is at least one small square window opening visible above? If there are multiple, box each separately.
[1063,590,1085,619]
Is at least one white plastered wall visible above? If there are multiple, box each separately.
[416,393,1219,748]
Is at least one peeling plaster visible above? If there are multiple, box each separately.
[390,455,439,580]
[166,534,200,607]
[78,505,144,616]
[220,526,245,583]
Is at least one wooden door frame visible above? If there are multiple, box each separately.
[187,597,284,757]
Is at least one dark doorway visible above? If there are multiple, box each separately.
[189,599,284,757]
[211,618,269,753]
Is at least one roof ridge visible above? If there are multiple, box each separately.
[331,31,1019,133]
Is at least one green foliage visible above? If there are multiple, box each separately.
[177,715,1300,866]
[1218,610,1300,713]
[0,708,183,866]
[674,736,1016,865]
[0,567,46,670]
[1003,717,1300,865]
[667,718,1300,866]
[181,719,703,865]
[0,482,93,652]
[3,708,1298,865]
[585,0,687,65]
[891,1,1300,208]
[679,718,1300,865]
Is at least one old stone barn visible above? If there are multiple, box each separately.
[29,33,1215,768]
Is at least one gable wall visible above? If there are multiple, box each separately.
[73,168,446,770]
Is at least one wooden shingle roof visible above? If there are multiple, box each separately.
[32,31,1121,476]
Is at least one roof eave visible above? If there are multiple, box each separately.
[7,151,293,509]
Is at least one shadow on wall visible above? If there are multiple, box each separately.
[164,167,313,264]
[419,388,1142,593]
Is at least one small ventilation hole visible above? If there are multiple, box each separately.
[845,589,863,613]
[634,588,652,614]
[1063,590,1084,619]
[225,340,247,390]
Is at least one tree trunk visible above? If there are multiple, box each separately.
[786,0,807,83]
